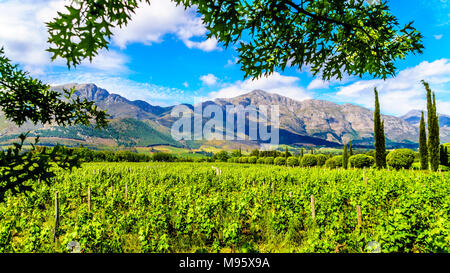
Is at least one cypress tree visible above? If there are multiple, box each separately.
[374,88,386,168]
[446,146,449,167]
[440,145,448,167]
[423,80,440,171]
[300,147,304,157]
[349,140,353,156]
[381,120,386,165]
[310,145,314,154]
[419,111,428,170]
[343,140,348,169]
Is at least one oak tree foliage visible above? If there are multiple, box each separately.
[47,0,423,80]
[0,48,108,201]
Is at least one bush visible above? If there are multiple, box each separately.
[227,158,235,163]
[411,162,421,170]
[256,158,265,164]
[248,156,258,164]
[325,156,343,169]
[264,157,274,164]
[366,150,376,158]
[239,157,248,163]
[152,152,176,162]
[349,154,375,168]
[194,157,208,163]
[213,150,229,162]
[274,157,286,166]
[286,156,299,167]
[386,149,415,170]
[315,154,327,166]
[301,154,317,167]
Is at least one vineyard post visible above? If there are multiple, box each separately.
[289,192,292,199]
[311,195,316,222]
[125,183,128,200]
[53,192,59,243]
[272,183,275,195]
[88,187,91,212]
[357,205,362,227]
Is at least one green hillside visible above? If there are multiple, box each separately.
[0,118,180,148]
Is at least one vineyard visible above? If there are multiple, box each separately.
[0,162,449,253]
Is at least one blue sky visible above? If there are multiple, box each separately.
[0,0,450,116]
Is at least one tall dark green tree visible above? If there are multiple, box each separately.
[440,145,448,167]
[300,147,304,157]
[373,88,386,168]
[343,141,349,169]
[47,1,422,81]
[349,140,354,156]
[310,145,314,154]
[250,149,260,157]
[446,146,449,167]
[423,81,440,171]
[419,111,428,170]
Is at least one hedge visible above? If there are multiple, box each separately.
[315,154,327,166]
[264,157,274,164]
[248,156,258,164]
[286,156,299,167]
[325,155,343,169]
[274,157,286,166]
[256,158,266,164]
[239,157,248,163]
[349,154,375,168]
[386,149,415,170]
[301,154,317,167]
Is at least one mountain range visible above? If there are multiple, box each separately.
[1,83,449,150]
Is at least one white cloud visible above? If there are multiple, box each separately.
[434,34,443,40]
[0,0,218,76]
[112,0,220,52]
[307,78,329,90]
[225,56,239,67]
[209,72,312,101]
[184,37,220,52]
[0,0,129,74]
[183,81,189,88]
[79,50,129,73]
[306,71,355,90]
[200,74,219,86]
[335,59,450,116]
[0,0,62,67]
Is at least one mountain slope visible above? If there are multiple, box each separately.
[400,110,450,127]
[400,110,450,143]
[212,90,419,146]
[3,83,446,149]
[51,83,171,119]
